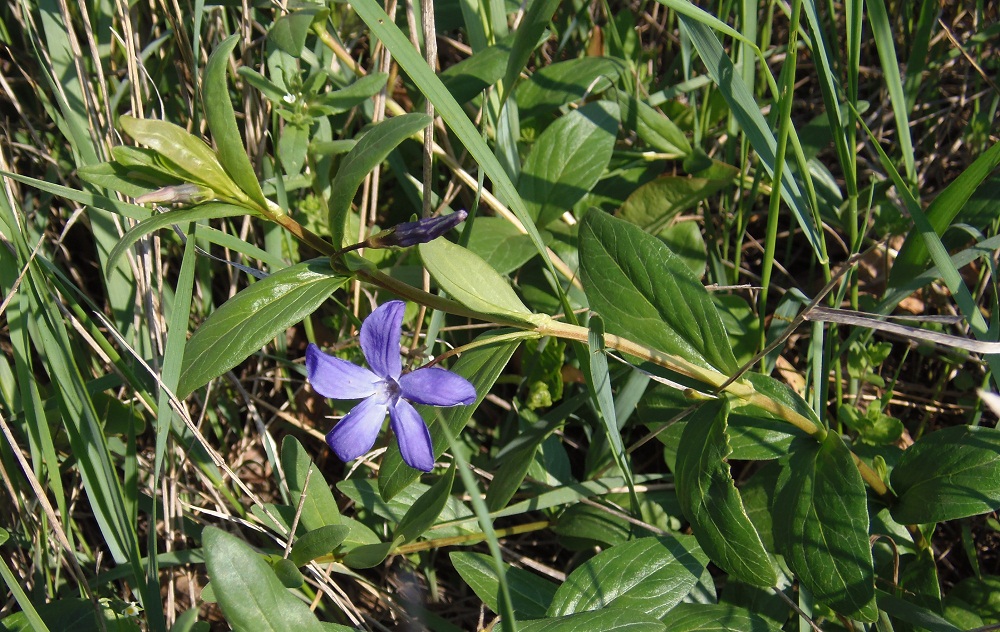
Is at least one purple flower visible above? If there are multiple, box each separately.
[306,300,476,471]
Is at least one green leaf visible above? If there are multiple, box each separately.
[328,113,431,247]
[518,610,666,632]
[107,202,248,273]
[519,101,619,227]
[203,527,326,632]
[499,0,559,103]
[579,208,738,374]
[0,598,138,632]
[340,536,403,569]
[617,94,691,157]
[393,463,456,544]
[339,478,475,538]
[178,259,346,397]
[618,176,730,237]
[379,330,525,500]
[774,434,877,621]
[586,315,637,499]
[662,603,774,632]
[439,45,508,104]
[418,237,537,324]
[119,116,240,200]
[547,535,709,618]
[890,425,1000,524]
[451,551,558,619]
[203,36,268,210]
[279,436,342,532]
[268,7,328,56]
[891,141,1000,284]
[312,73,389,115]
[552,503,630,550]
[77,161,173,198]
[289,525,350,567]
[675,399,776,587]
[516,57,625,121]
[465,216,540,275]
[877,590,965,632]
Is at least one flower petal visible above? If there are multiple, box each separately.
[326,395,388,463]
[389,399,434,472]
[306,344,379,400]
[399,367,476,406]
[360,301,404,380]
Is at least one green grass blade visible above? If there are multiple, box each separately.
[679,16,827,263]
[866,0,916,186]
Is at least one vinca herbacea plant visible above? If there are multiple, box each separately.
[3,1,1000,631]
[306,300,476,471]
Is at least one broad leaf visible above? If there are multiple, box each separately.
[618,176,730,236]
[774,434,877,621]
[289,525,350,567]
[547,535,709,618]
[178,259,346,397]
[891,425,1000,524]
[516,57,624,120]
[675,399,776,587]
[328,113,431,247]
[203,527,326,632]
[519,100,619,227]
[203,36,268,209]
[662,603,774,632]
[379,330,527,499]
[465,216,540,275]
[393,464,456,543]
[451,551,558,619]
[119,116,240,201]
[279,436,342,532]
[580,209,738,375]
[419,237,536,324]
[518,609,666,632]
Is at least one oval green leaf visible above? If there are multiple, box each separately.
[119,116,239,200]
[547,535,709,618]
[519,100,619,227]
[177,259,346,397]
[890,425,1000,524]
[579,208,738,375]
[289,525,350,567]
[202,527,326,632]
[280,436,342,532]
[419,237,536,324]
[392,463,456,544]
[773,434,877,621]
[662,603,774,632]
[203,35,268,209]
[675,399,776,587]
[451,551,558,619]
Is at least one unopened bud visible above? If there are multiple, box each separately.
[368,210,468,248]
[135,183,214,205]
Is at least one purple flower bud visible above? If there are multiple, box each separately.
[369,210,467,248]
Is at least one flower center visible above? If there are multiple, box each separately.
[377,376,401,405]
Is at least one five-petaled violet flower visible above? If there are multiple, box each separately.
[306,301,476,471]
